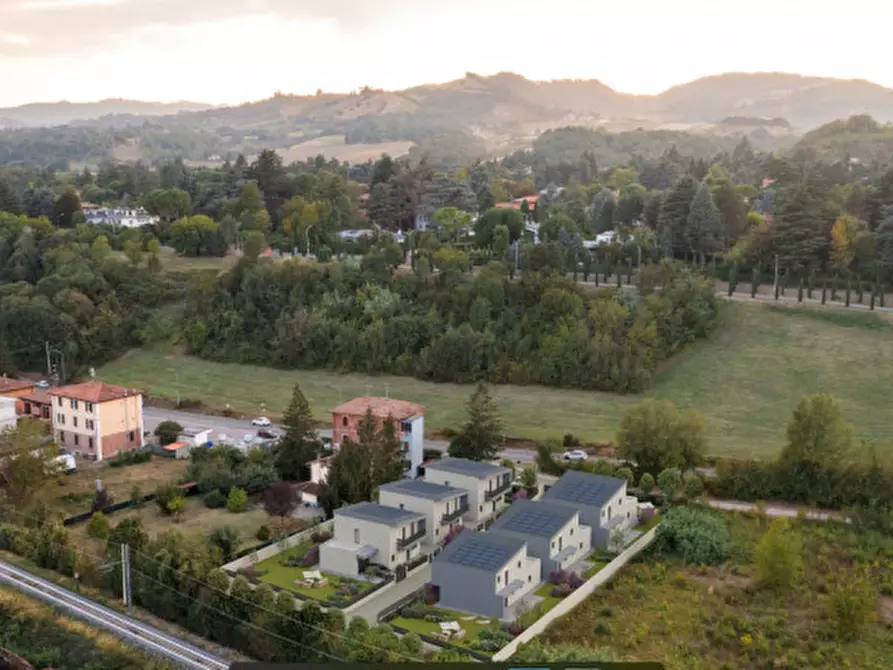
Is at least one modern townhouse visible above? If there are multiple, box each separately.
[487,498,592,579]
[378,479,469,556]
[542,470,638,549]
[423,458,512,529]
[319,502,428,579]
[431,529,541,620]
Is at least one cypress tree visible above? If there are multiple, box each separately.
[845,280,851,307]
[728,263,738,296]
[870,285,876,310]
[822,281,827,304]
[807,272,814,300]
[831,276,839,301]
[752,267,760,298]
[797,277,804,303]
[616,266,622,287]
[857,280,864,304]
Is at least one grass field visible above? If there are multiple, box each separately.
[98,301,893,460]
[540,512,893,670]
[157,248,239,273]
[279,135,414,163]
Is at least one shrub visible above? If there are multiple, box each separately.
[657,467,682,501]
[154,420,183,446]
[562,433,579,447]
[240,566,266,580]
[129,486,143,508]
[550,583,573,598]
[91,488,114,513]
[614,467,634,486]
[684,475,704,499]
[154,483,179,515]
[653,506,731,565]
[634,584,648,600]
[256,525,271,542]
[208,525,240,561]
[548,569,569,585]
[594,619,612,636]
[401,602,427,619]
[109,450,153,468]
[639,472,655,495]
[567,572,584,589]
[508,620,523,636]
[422,582,439,605]
[301,545,319,566]
[826,570,877,640]
[227,487,248,513]
[86,512,110,540]
[168,496,187,521]
[310,530,332,543]
[204,489,226,509]
[599,605,614,617]
[754,518,803,590]
[593,459,615,476]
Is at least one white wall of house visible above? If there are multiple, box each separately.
[378,489,466,549]
[493,545,541,610]
[403,415,424,475]
[323,513,425,574]
[310,458,330,484]
[423,469,510,527]
[0,397,16,432]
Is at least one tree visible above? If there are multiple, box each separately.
[683,474,704,499]
[826,568,877,641]
[772,184,832,272]
[242,230,266,260]
[590,188,616,234]
[146,237,162,273]
[686,182,723,264]
[829,214,869,272]
[53,187,81,228]
[779,394,854,471]
[657,468,682,501]
[0,421,61,507]
[275,383,320,481]
[227,487,248,513]
[448,383,503,461]
[657,175,697,256]
[143,188,192,222]
[208,525,240,561]
[616,399,706,476]
[614,467,634,486]
[169,215,220,257]
[86,511,110,540]
[263,481,298,518]
[712,178,748,246]
[474,208,524,248]
[519,467,538,498]
[236,181,264,217]
[154,483,180,515]
[154,421,183,446]
[491,224,510,261]
[877,205,893,278]
[754,517,803,590]
[638,472,655,494]
[614,184,646,226]
[432,207,472,244]
[123,239,143,267]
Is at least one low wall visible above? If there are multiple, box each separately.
[492,524,659,662]
[222,520,334,572]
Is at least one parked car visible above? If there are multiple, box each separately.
[36,380,50,389]
[562,449,587,462]
[257,429,279,440]
[251,417,271,427]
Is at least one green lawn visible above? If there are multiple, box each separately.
[98,301,893,460]
[390,606,490,644]
[583,561,609,579]
[254,544,370,601]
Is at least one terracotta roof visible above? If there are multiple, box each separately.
[331,396,424,419]
[19,389,51,404]
[48,381,143,403]
[0,378,34,394]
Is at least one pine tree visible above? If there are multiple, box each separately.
[686,182,722,265]
[449,383,503,461]
[657,176,698,258]
[0,338,16,377]
[275,383,321,481]
[371,417,406,485]
[590,189,616,234]
[0,178,21,215]
[772,184,832,272]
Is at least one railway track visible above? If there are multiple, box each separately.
[0,560,230,669]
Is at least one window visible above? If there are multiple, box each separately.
[517,561,521,568]
[85,402,93,413]
[57,397,62,407]
[74,435,79,446]
[58,431,64,442]
[72,417,78,428]
[504,598,508,606]
[479,505,483,512]
[570,528,574,535]
[391,554,395,562]
[128,431,135,442]
[86,419,94,430]
[41,406,50,419]
[353,529,360,544]
[88,438,94,450]
[444,480,450,487]
[399,503,404,510]
[57,414,65,425]
[551,541,555,549]
[70,399,78,410]
[342,416,348,427]
[435,528,439,536]
[608,505,612,518]
[528,575,532,582]
[23,403,31,415]
[580,542,583,549]
[497,575,501,584]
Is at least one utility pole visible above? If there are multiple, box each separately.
[121,543,132,614]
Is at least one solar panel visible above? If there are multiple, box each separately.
[447,540,515,571]
[544,470,624,507]
[496,502,573,537]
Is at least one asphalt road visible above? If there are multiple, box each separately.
[0,560,230,669]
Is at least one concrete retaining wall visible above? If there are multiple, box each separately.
[492,525,659,662]
[222,520,334,572]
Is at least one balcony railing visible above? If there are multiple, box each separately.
[485,479,511,501]
[441,502,469,525]
[397,525,427,550]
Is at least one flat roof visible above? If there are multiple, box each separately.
[331,396,424,420]
[542,470,626,508]
[379,479,465,501]
[335,501,425,527]
[489,499,577,538]
[437,529,525,573]
[163,442,190,451]
[424,458,510,479]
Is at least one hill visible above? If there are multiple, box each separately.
[2,71,893,166]
[0,98,214,128]
[791,113,893,163]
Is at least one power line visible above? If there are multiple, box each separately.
[131,547,424,663]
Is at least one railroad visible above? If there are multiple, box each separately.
[0,560,230,670]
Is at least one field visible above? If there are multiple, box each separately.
[157,247,239,273]
[97,301,893,460]
[540,512,893,670]
[279,135,414,163]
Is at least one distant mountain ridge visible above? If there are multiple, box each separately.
[0,98,215,128]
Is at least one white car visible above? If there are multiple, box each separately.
[36,380,50,389]
[562,449,588,462]
[251,417,271,427]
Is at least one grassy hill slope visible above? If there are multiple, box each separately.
[98,301,893,460]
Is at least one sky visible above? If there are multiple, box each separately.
[0,0,892,107]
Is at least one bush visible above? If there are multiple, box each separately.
[168,496,187,521]
[594,619,612,636]
[684,475,704,499]
[109,450,152,468]
[653,506,731,565]
[154,483,180,515]
[91,488,114,513]
[301,545,320,566]
[562,433,579,447]
[204,489,226,509]
[86,512,110,540]
[599,605,614,617]
[401,602,427,619]
[310,530,332,543]
[154,420,183,446]
[208,525,240,561]
[550,583,573,597]
[256,525,271,542]
[639,472,655,494]
[614,467,634,486]
[227,487,248,513]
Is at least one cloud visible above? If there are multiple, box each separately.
[0,0,427,56]
[2,33,30,45]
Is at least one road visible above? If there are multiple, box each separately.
[704,498,846,522]
[0,560,230,669]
